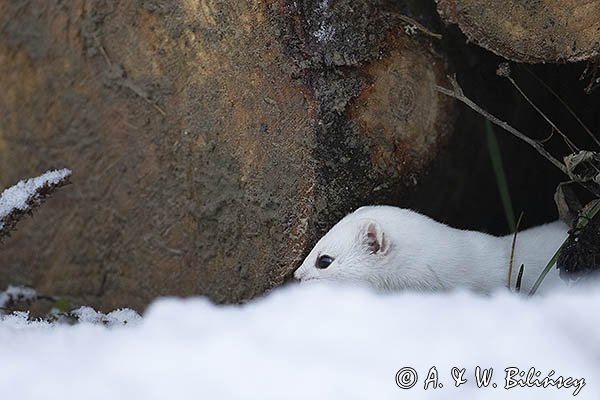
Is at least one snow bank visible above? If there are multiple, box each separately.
[0,283,598,400]
[0,168,71,230]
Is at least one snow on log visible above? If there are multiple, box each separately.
[0,285,40,309]
[0,169,71,240]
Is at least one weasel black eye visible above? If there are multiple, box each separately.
[316,255,334,269]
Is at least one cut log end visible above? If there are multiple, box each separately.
[437,0,600,63]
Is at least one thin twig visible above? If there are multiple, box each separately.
[396,14,442,39]
[538,127,556,144]
[507,212,524,289]
[499,64,600,177]
[436,77,600,198]
[435,77,569,175]
[504,75,580,153]
[522,66,600,148]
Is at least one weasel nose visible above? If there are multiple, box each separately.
[293,267,306,281]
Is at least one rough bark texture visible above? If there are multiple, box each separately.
[0,1,455,310]
[437,0,600,63]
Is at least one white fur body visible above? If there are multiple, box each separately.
[294,206,569,294]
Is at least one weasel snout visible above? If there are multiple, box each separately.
[293,266,307,281]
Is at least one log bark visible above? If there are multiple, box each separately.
[437,0,600,63]
[0,1,455,310]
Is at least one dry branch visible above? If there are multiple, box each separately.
[435,77,569,175]
[436,76,600,199]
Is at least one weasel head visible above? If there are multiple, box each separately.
[293,213,392,288]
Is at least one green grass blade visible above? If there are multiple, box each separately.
[529,200,600,295]
[528,242,565,295]
[485,120,516,232]
[515,264,525,293]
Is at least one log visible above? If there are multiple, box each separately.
[0,0,455,310]
[437,0,600,63]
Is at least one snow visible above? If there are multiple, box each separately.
[70,306,142,326]
[0,283,598,399]
[312,0,335,43]
[0,285,39,308]
[0,168,71,230]
[314,22,335,43]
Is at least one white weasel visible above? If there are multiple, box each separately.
[294,205,570,294]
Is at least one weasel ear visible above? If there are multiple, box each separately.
[362,221,388,255]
